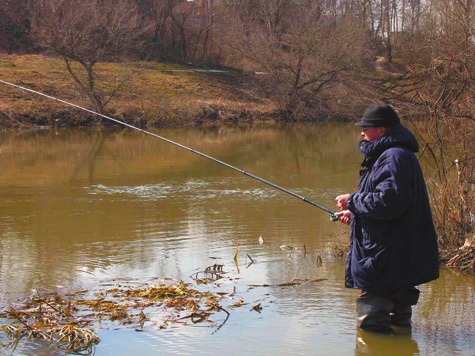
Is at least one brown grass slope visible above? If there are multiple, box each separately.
[0,54,275,129]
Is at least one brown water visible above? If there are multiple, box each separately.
[0,125,473,356]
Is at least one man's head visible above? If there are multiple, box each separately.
[356,104,400,141]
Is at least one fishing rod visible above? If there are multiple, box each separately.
[0,79,339,221]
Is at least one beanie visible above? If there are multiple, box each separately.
[355,104,400,128]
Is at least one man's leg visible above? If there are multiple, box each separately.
[356,291,394,333]
[389,287,420,327]
[390,305,413,327]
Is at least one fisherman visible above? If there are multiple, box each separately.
[335,104,439,333]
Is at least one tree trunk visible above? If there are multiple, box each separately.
[385,0,393,63]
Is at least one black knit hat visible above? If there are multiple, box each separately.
[355,104,400,128]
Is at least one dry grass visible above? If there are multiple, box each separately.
[0,280,236,354]
[0,54,276,128]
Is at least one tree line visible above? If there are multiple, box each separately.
[1,0,473,119]
[1,0,474,254]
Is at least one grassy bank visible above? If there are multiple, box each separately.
[0,54,276,129]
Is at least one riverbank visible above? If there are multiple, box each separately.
[0,54,374,130]
[0,54,280,129]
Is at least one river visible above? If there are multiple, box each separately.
[0,124,473,355]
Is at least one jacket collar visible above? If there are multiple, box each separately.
[358,125,419,167]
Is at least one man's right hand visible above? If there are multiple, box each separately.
[335,210,351,225]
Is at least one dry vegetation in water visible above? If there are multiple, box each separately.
[0,280,231,354]
[0,258,327,355]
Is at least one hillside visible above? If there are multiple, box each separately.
[0,54,277,129]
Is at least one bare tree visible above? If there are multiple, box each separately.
[387,0,475,252]
[33,0,146,113]
[169,0,194,61]
[226,0,370,120]
[0,0,33,53]
[137,0,172,61]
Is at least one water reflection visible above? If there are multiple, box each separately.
[355,329,420,355]
[0,125,474,355]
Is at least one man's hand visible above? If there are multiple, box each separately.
[335,194,350,210]
[335,210,351,225]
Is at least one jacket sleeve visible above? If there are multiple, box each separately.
[348,149,414,220]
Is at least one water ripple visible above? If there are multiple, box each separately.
[86,178,330,203]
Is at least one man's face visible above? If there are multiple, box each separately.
[361,127,386,141]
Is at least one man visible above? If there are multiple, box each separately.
[335,104,439,333]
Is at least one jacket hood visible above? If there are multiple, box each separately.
[359,124,419,167]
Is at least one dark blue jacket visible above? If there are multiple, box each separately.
[346,124,439,292]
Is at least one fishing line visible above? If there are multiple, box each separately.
[0,79,338,221]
